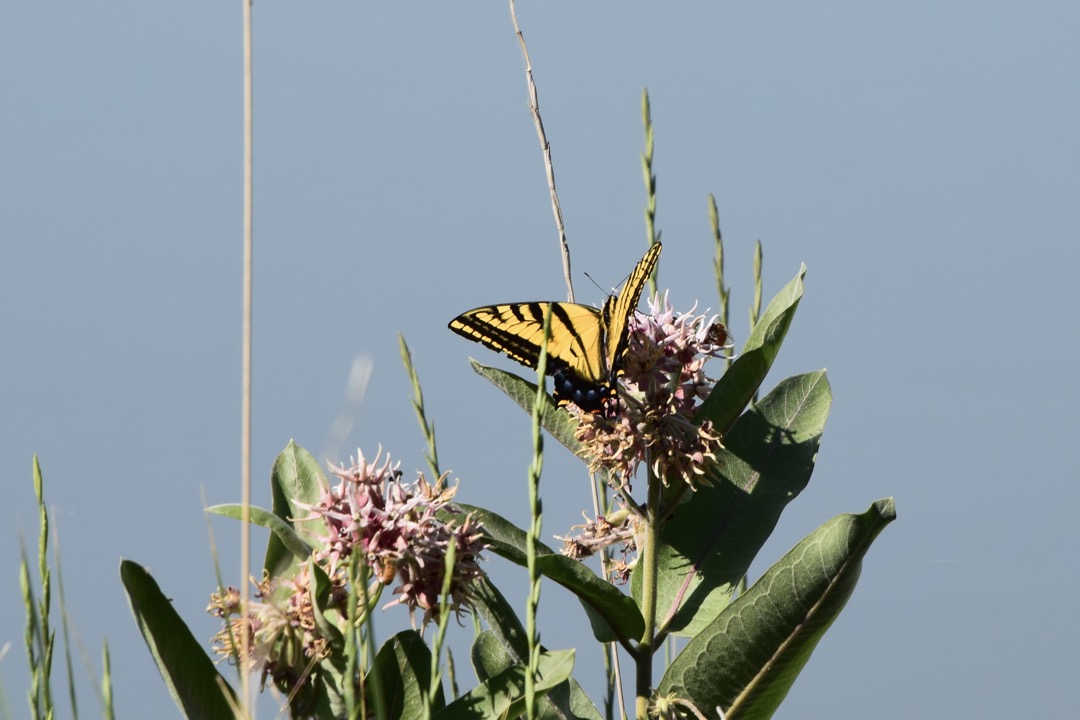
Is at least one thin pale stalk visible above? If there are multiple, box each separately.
[282,655,321,713]
[239,0,254,714]
[508,0,574,301]
[601,639,628,720]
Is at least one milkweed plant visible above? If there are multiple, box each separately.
[116,241,893,719]
[111,100,894,720]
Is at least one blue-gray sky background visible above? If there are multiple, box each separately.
[2,3,1077,717]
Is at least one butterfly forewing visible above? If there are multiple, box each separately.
[449,302,605,382]
[602,242,661,374]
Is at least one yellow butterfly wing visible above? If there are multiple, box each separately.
[600,241,661,377]
[449,243,661,409]
[448,301,604,381]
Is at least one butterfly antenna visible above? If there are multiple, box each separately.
[582,271,610,299]
[584,264,636,301]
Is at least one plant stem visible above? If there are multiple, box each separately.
[399,334,440,479]
[641,89,660,298]
[525,307,551,720]
[239,0,254,712]
[426,538,456,720]
[508,0,574,302]
[635,464,662,719]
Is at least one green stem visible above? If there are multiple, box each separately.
[635,463,661,719]
[357,549,382,720]
[399,334,440,479]
[426,538,456,720]
[641,88,660,298]
[525,307,551,720]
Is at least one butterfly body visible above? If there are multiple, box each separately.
[449,243,661,411]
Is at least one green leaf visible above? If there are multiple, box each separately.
[471,629,511,681]
[265,441,326,579]
[466,360,584,456]
[366,630,444,720]
[636,371,832,637]
[657,499,896,720]
[206,504,314,561]
[120,560,238,719]
[434,649,575,720]
[470,630,602,720]
[459,504,644,646]
[535,555,642,645]
[468,575,530,666]
[698,266,805,434]
[313,654,350,720]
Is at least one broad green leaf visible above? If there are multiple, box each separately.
[698,266,805,435]
[467,360,583,456]
[265,441,326,578]
[313,654,350,719]
[468,575,529,666]
[535,555,642,645]
[206,504,314,561]
[635,371,832,637]
[434,649,575,720]
[120,560,238,719]
[366,630,443,720]
[459,504,644,645]
[471,631,602,720]
[657,499,896,720]
[471,629,510,681]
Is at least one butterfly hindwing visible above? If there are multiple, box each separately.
[449,243,662,410]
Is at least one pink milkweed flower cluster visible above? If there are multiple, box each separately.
[305,449,487,626]
[209,566,328,695]
[209,449,486,695]
[574,292,732,491]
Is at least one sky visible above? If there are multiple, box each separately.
[2,2,1078,718]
